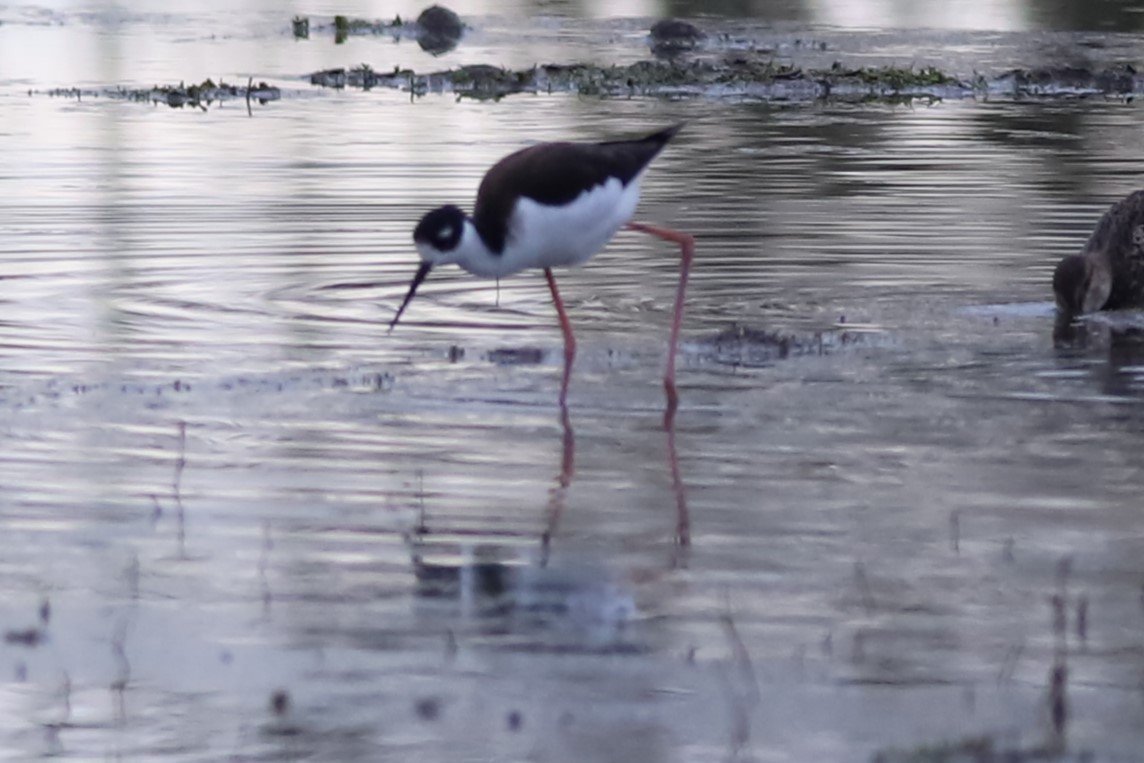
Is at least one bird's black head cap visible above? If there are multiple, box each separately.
[413,205,465,253]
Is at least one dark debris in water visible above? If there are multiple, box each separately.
[269,689,291,717]
[307,56,1144,102]
[698,323,874,368]
[291,15,309,39]
[37,78,282,109]
[414,696,442,721]
[304,5,464,53]
[486,347,546,366]
[3,627,47,647]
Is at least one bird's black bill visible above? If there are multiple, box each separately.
[389,263,433,331]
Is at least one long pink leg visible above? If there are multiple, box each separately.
[544,268,577,406]
[665,410,690,550]
[625,221,695,416]
[540,403,575,563]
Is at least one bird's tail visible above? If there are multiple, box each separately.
[601,123,685,151]
[643,123,686,147]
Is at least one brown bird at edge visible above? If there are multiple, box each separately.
[1053,189,1144,316]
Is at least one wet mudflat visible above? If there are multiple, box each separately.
[2,1,1144,761]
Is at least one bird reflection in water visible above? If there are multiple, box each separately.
[407,402,691,649]
[541,402,690,566]
[1053,315,1144,400]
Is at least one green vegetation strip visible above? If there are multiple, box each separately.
[310,59,1142,102]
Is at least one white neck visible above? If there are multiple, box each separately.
[448,219,508,278]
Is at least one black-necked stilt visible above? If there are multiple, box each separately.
[390,124,694,410]
[1054,189,1144,315]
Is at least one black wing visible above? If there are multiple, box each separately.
[471,124,683,254]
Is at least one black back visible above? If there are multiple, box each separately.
[471,124,684,254]
[1082,188,1144,309]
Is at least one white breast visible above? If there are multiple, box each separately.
[498,174,644,275]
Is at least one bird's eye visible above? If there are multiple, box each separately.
[438,225,454,242]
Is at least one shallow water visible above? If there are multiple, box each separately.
[2,1,1144,761]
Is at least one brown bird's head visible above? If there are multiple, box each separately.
[1052,253,1111,316]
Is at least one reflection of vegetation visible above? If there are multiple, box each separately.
[669,0,1144,29]
[971,106,1085,151]
[665,0,810,22]
[1033,0,1144,31]
[968,105,1089,204]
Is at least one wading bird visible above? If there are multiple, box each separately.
[1053,189,1144,316]
[390,124,694,411]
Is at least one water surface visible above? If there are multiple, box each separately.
[1,2,1144,761]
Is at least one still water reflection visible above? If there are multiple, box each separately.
[1,2,1144,761]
